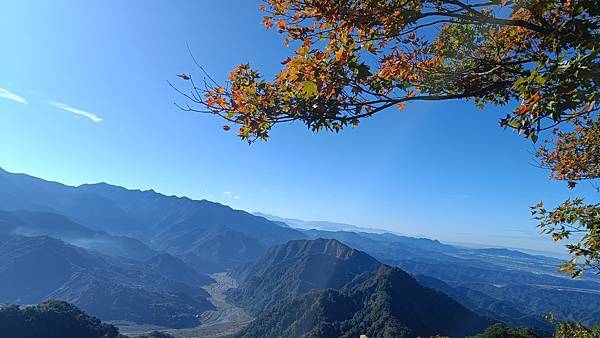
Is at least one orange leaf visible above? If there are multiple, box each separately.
[277,19,286,29]
[334,47,344,62]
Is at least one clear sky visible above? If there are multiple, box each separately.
[0,0,594,254]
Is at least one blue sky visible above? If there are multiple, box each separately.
[0,0,594,253]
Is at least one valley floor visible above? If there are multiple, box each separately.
[113,272,253,338]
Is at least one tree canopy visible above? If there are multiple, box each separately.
[175,0,599,277]
[470,323,539,338]
[0,300,123,338]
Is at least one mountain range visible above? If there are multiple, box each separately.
[0,167,304,272]
[253,212,392,234]
[0,166,598,336]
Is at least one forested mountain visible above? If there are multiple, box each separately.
[0,167,305,271]
[301,228,600,327]
[236,265,492,338]
[228,239,382,314]
[0,234,214,328]
[0,300,124,338]
[471,324,540,338]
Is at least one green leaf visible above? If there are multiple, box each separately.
[508,119,520,128]
[301,81,318,98]
[531,134,538,143]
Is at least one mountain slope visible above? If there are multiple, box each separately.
[152,224,266,272]
[236,266,492,338]
[144,253,214,285]
[0,209,156,261]
[228,238,382,314]
[0,234,214,328]
[415,274,553,335]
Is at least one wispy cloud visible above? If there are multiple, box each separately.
[48,101,103,123]
[223,191,240,199]
[0,87,27,104]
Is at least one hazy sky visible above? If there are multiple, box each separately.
[0,0,594,253]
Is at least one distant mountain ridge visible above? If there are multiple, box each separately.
[415,274,553,335]
[253,212,392,234]
[0,209,156,261]
[0,167,305,271]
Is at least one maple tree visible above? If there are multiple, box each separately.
[532,115,599,277]
[175,0,599,276]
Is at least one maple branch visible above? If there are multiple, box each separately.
[446,0,549,33]
[337,80,514,121]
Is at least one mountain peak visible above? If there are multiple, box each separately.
[228,238,382,314]
[237,262,491,338]
[265,238,366,261]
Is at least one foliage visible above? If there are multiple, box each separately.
[525,103,599,278]
[470,323,539,338]
[0,300,123,338]
[532,114,599,277]
[176,0,598,142]
[470,322,600,338]
[554,321,600,338]
[532,198,599,277]
[536,115,600,186]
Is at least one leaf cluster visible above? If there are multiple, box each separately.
[176,0,598,143]
[532,198,600,277]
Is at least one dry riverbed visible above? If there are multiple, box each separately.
[114,272,253,338]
